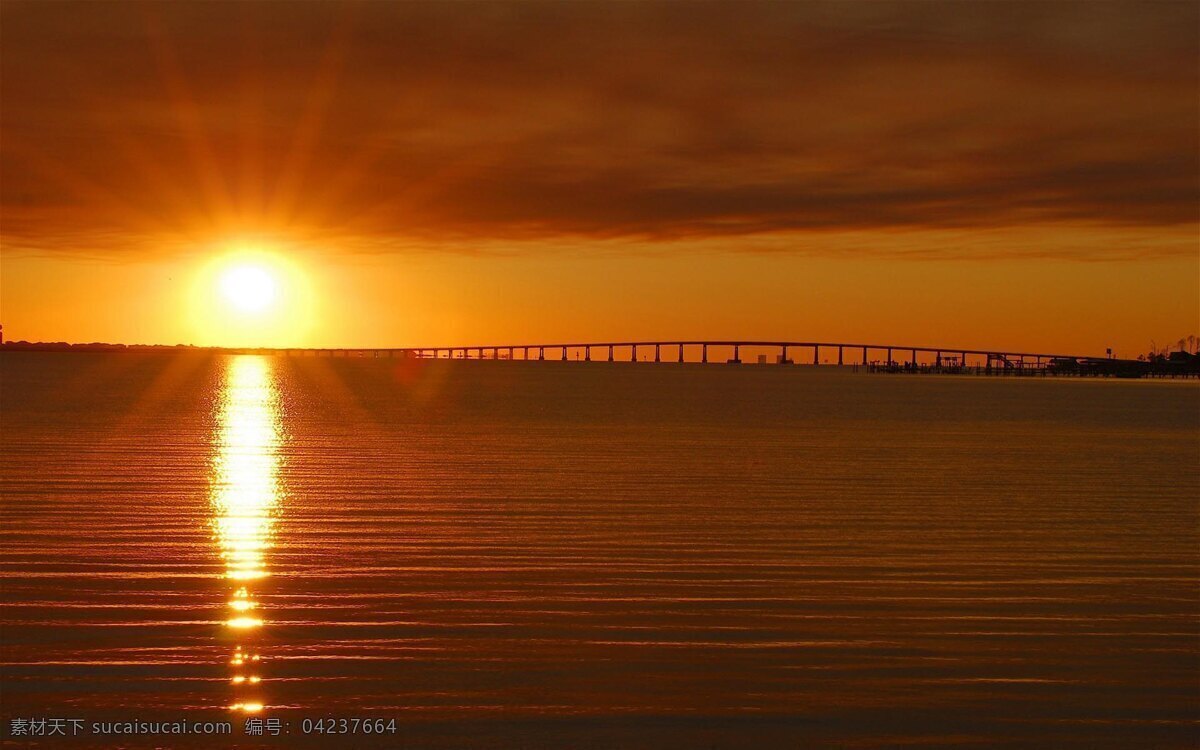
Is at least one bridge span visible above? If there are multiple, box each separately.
[261,340,1104,370]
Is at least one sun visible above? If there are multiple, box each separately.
[187,245,316,347]
[219,265,277,314]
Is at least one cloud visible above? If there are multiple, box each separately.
[1,1,1196,260]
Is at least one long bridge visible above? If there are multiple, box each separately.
[7,338,1189,376]
[266,340,1105,369]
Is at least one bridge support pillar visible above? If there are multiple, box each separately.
[838,346,843,365]
[936,351,942,368]
[813,346,819,365]
[729,344,741,364]
[702,344,708,363]
[561,346,568,361]
[678,344,684,363]
[631,345,638,362]
[608,345,614,362]
[585,346,591,361]
[862,347,868,365]
[911,349,917,366]
[654,344,660,363]
[538,347,544,361]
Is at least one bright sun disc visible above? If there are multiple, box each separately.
[187,246,316,347]
[219,265,277,313]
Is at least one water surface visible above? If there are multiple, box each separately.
[2,352,1197,747]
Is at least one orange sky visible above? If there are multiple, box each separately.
[1,1,1197,357]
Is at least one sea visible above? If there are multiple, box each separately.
[1,352,1197,748]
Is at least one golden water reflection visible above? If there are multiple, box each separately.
[211,356,280,711]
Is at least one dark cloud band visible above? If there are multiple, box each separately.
[2,1,1196,259]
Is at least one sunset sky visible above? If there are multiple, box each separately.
[2,1,1197,356]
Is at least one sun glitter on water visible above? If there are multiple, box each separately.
[212,355,280,713]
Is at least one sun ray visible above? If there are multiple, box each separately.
[267,5,358,229]
[140,3,235,225]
